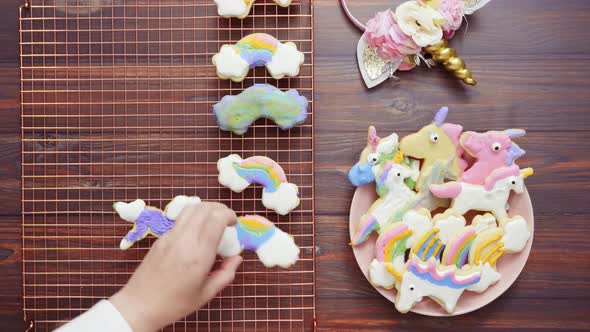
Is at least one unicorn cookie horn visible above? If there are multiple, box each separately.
[218,154,300,215]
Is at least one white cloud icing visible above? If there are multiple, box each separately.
[255,229,300,268]
[217,154,250,193]
[266,42,304,79]
[262,182,300,215]
[212,45,250,81]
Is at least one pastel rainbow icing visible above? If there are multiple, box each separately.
[234,156,287,193]
[375,223,412,263]
[213,84,308,135]
[235,34,279,67]
[407,257,481,289]
[412,228,445,262]
[236,215,277,251]
[444,228,476,267]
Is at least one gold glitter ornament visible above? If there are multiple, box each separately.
[424,39,477,86]
[363,47,390,80]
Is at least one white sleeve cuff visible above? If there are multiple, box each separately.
[54,299,133,332]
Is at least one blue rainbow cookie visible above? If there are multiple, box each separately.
[213,84,308,135]
[217,154,300,215]
[212,33,304,82]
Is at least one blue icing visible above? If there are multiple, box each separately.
[233,163,278,193]
[409,264,480,289]
[236,221,276,251]
[348,162,375,187]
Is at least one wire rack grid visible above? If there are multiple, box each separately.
[19,0,315,331]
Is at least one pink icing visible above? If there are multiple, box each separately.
[445,228,476,265]
[483,165,520,191]
[375,223,408,261]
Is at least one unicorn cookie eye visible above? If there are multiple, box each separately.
[491,142,501,152]
[409,284,416,291]
[367,153,379,165]
[429,132,439,143]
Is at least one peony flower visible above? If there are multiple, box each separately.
[365,10,422,62]
[438,0,464,38]
[395,1,445,47]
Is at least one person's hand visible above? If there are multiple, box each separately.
[110,202,242,332]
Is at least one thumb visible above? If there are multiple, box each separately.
[199,255,242,302]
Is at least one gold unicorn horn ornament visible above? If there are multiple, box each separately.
[424,39,477,86]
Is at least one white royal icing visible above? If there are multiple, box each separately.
[217,226,242,257]
[266,42,305,79]
[402,210,432,248]
[434,214,466,244]
[255,228,300,268]
[217,154,251,193]
[262,182,300,216]
[466,263,501,293]
[113,199,146,222]
[369,258,397,289]
[165,195,202,221]
[211,45,250,82]
[500,216,531,253]
[214,0,249,17]
[472,213,498,234]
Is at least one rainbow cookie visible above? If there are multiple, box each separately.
[468,227,506,268]
[369,222,413,289]
[113,196,299,268]
[217,154,300,215]
[460,129,526,185]
[430,166,534,220]
[213,84,308,135]
[215,0,293,19]
[212,33,304,82]
[218,215,300,268]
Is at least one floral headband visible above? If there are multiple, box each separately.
[341,0,491,88]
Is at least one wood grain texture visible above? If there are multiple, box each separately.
[1,0,590,331]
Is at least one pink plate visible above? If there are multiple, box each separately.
[349,184,534,316]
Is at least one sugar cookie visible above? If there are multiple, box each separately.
[212,33,304,82]
[399,107,467,182]
[460,129,526,185]
[499,215,531,253]
[217,154,300,215]
[430,166,534,220]
[114,196,299,268]
[215,0,293,19]
[213,84,308,135]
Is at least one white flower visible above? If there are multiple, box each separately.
[395,1,445,47]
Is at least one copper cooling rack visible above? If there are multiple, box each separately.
[19,0,315,330]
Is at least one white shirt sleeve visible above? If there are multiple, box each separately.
[54,300,133,332]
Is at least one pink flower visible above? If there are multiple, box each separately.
[365,10,422,63]
[438,0,464,36]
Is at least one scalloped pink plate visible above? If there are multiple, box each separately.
[349,184,534,316]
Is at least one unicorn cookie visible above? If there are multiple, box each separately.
[217,154,300,215]
[391,257,500,313]
[114,196,299,268]
[114,195,202,250]
[460,129,526,185]
[352,151,417,245]
[213,84,308,135]
[400,106,467,182]
[215,0,293,19]
[430,166,534,220]
[212,33,304,82]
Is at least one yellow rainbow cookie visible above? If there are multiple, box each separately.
[468,227,506,268]
[215,0,293,19]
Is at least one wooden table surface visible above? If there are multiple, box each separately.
[2,0,590,330]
